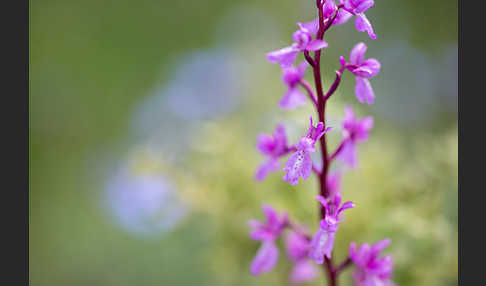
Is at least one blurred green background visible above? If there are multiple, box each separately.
[30,0,457,285]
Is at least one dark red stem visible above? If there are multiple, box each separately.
[334,257,353,274]
[309,4,346,286]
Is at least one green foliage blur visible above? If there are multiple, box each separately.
[30,0,457,285]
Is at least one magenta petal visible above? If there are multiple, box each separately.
[344,105,355,122]
[355,0,374,13]
[254,158,281,181]
[283,151,310,186]
[355,13,376,39]
[297,61,309,78]
[300,153,313,180]
[349,242,357,258]
[323,0,337,19]
[352,67,372,78]
[266,46,300,67]
[279,87,307,110]
[256,134,276,155]
[371,239,391,254]
[309,229,335,263]
[290,260,318,284]
[333,9,353,25]
[338,201,355,213]
[327,172,341,196]
[343,0,355,12]
[305,39,328,52]
[349,42,367,65]
[361,117,374,131]
[338,140,358,168]
[262,204,280,228]
[299,18,319,35]
[250,228,275,241]
[285,231,310,261]
[250,241,279,276]
[358,58,381,78]
[315,195,328,209]
[355,77,375,104]
[283,152,299,185]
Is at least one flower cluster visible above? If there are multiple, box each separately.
[349,239,395,286]
[248,1,395,285]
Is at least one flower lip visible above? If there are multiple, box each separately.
[292,28,312,50]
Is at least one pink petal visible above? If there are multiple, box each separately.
[344,105,356,124]
[300,153,313,180]
[371,238,391,254]
[355,13,376,39]
[309,229,335,263]
[290,260,318,284]
[353,58,380,78]
[254,158,281,181]
[305,39,329,52]
[285,231,310,261]
[273,123,288,151]
[250,241,279,275]
[333,9,353,25]
[338,201,355,213]
[299,18,319,35]
[283,151,305,186]
[279,87,307,110]
[297,61,309,78]
[266,46,300,67]
[338,141,358,168]
[355,77,375,104]
[349,42,367,66]
[355,0,374,14]
[262,204,280,227]
[323,0,338,19]
[315,195,328,208]
[256,134,275,155]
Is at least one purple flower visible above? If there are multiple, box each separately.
[285,231,318,284]
[266,24,328,67]
[337,106,373,168]
[341,42,381,104]
[249,204,288,275]
[279,61,309,109]
[309,194,354,263]
[255,124,289,181]
[342,0,376,39]
[283,117,332,186]
[249,204,288,241]
[349,239,395,286]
